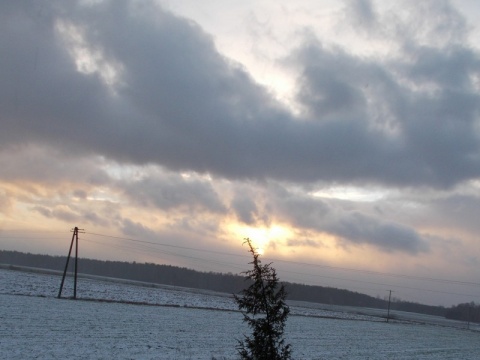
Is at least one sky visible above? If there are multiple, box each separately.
[1,0,480,307]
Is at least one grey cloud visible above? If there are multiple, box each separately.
[121,218,157,240]
[32,205,80,223]
[293,36,480,187]
[272,187,429,254]
[33,203,111,227]
[168,215,221,238]
[32,206,53,218]
[0,146,112,186]
[286,238,323,248]
[296,45,369,120]
[1,0,480,190]
[348,0,468,47]
[54,208,79,223]
[346,0,378,30]
[119,218,217,253]
[418,193,480,234]
[73,190,88,199]
[403,46,479,88]
[397,0,468,47]
[327,211,429,254]
[273,192,332,231]
[231,192,259,225]
[122,173,227,214]
[83,211,109,227]
[0,190,13,214]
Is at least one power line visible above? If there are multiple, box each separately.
[0,229,67,233]
[2,229,479,301]
[267,257,480,287]
[0,236,66,239]
[85,231,480,288]
[86,237,475,297]
[85,232,248,259]
[82,237,246,272]
[82,231,480,300]
[279,269,480,298]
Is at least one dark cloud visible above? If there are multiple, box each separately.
[121,218,157,240]
[32,206,53,218]
[327,211,429,254]
[83,211,109,227]
[272,190,331,231]
[121,173,227,214]
[418,193,480,234]
[271,186,429,254]
[396,0,468,47]
[0,190,13,214]
[118,217,225,258]
[293,31,480,187]
[286,238,323,248]
[1,0,479,193]
[73,190,88,199]
[32,203,111,227]
[0,146,111,186]
[231,195,258,225]
[346,0,378,30]
[39,206,79,223]
[230,186,265,225]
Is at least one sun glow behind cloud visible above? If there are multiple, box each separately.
[310,186,388,202]
[228,223,293,255]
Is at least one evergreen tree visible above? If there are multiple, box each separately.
[234,238,292,360]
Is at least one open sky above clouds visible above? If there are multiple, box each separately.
[1,0,480,306]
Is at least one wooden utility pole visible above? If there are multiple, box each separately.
[58,227,83,299]
[467,304,471,330]
[386,290,392,323]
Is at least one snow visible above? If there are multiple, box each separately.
[1,267,479,359]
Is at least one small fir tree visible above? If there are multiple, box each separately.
[234,238,292,360]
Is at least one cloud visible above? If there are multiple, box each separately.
[231,194,259,225]
[346,0,378,31]
[271,185,429,254]
[327,211,430,254]
[286,238,323,248]
[32,205,78,223]
[2,0,480,191]
[32,206,53,219]
[396,0,468,48]
[0,190,13,214]
[418,192,480,235]
[291,5,480,187]
[32,203,111,227]
[0,145,111,186]
[121,218,157,240]
[121,172,227,214]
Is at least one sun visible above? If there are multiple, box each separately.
[229,224,291,255]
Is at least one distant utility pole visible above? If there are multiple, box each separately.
[467,304,471,330]
[58,226,84,299]
[386,290,392,323]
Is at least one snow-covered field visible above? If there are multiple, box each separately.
[1,267,479,359]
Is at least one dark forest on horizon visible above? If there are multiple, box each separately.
[1,249,478,323]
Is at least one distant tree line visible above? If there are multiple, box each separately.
[1,249,476,322]
[445,302,480,323]
[0,250,246,293]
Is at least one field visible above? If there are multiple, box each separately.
[1,267,479,359]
